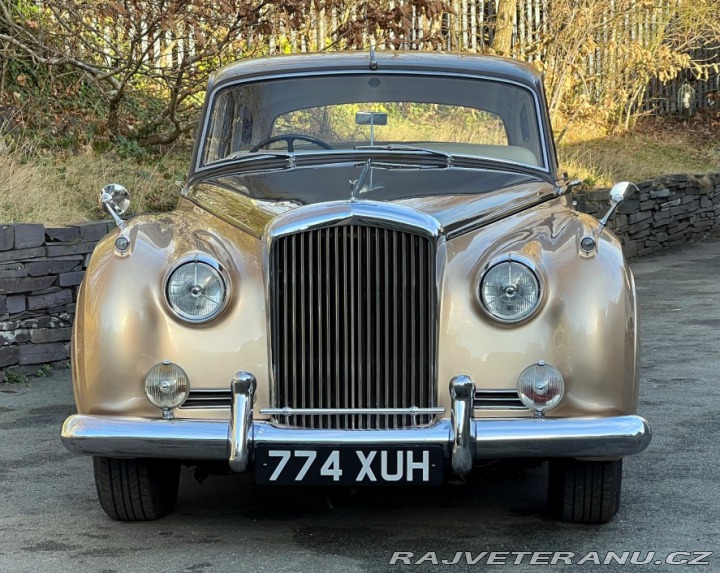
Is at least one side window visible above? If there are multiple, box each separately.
[520,106,530,142]
[230,102,253,153]
[204,91,232,163]
[204,91,254,162]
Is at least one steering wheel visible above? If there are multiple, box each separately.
[249,133,333,153]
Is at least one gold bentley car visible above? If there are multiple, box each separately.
[61,52,651,524]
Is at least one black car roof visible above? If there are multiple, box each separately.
[209,52,543,91]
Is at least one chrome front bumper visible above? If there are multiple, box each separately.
[61,373,652,475]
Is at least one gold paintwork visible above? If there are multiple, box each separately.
[73,183,639,424]
[73,202,271,421]
[439,195,639,418]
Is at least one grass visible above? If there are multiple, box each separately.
[557,112,720,187]
[0,141,187,226]
[2,369,28,384]
[1,112,719,225]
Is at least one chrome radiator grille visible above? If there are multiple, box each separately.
[270,224,437,429]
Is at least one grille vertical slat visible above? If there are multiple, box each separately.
[365,228,372,427]
[305,232,317,422]
[378,229,392,428]
[315,231,321,422]
[334,228,340,429]
[410,237,416,425]
[272,224,436,430]
[400,233,406,426]
[374,229,382,427]
[345,228,352,429]
[300,235,305,427]
[351,226,356,429]
[291,237,297,416]
[278,238,292,420]
[394,233,400,426]
[421,237,428,410]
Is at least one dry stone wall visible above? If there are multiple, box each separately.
[575,173,720,258]
[0,220,112,377]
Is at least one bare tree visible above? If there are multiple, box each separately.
[0,1,280,142]
[3,0,720,143]
[493,0,516,56]
[0,0,451,143]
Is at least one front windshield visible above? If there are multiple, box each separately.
[201,73,546,169]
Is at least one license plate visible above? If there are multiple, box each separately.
[255,446,444,485]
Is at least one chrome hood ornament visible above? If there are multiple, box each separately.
[350,158,373,201]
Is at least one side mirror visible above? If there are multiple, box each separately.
[566,179,582,190]
[599,181,637,230]
[100,184,131,229]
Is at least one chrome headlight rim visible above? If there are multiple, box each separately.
[474,254,544,325]
[164,254,230,324]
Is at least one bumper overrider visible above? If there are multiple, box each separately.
[61,373,651,476]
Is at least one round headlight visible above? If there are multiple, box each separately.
[517,361,564,414]
[166,259,227,322]
[145,362,190,409]
[479,260,540,323]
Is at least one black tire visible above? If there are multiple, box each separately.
[93,457,180,521]
[547,458,622,524]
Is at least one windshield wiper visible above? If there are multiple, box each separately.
[225,150,297,167]
[448,153,546,177]
[354,144,454,167]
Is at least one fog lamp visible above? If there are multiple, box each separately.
[145,361,190,414]
[517,361,564,417]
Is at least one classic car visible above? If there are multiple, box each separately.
[61,51,651,524]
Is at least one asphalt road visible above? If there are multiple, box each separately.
[1,240,719,573]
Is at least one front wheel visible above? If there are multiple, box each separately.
[93,457,180,521]
[547,458,622,524]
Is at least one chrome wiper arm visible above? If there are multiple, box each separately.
[362,160,446,170]
[224,150,297,169]
[354,144,454,167]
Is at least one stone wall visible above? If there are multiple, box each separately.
[575,173,720,258]
[0,221,112,378]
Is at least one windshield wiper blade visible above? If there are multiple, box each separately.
[354,144,453,166]
[224,150,297,168]
[449,153,545,176]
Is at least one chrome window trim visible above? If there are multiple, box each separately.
[262,200,447,424]
[194,69,552,176]
[163,254,231,324]
[473,253,545,325]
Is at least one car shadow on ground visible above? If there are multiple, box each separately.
[173,460,550,522]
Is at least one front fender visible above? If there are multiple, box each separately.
[439,196,639,417]
[72,201,269,418]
